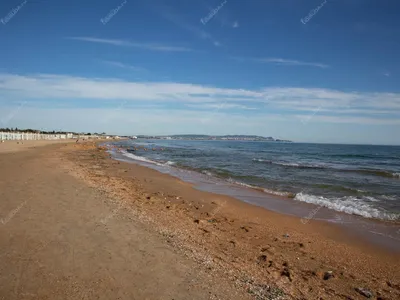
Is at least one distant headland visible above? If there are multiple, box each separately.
[134,135,292,142]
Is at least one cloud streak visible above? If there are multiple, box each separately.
[259,58,329,68]
[100,60,147,72]
[233,57,329,68]
[67,37,192,52]
[0,73,399,125]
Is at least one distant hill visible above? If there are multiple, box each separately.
[135,134,292,142]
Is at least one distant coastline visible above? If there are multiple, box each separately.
[134,134,293,142]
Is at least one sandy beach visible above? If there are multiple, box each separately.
[0,140,74,154]
[1,140,399,299]
[0,141,250,300]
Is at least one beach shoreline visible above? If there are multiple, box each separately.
[108,141,400,253]
[110,139,400,223]
[1,140,252,300]
[58,141,399,299]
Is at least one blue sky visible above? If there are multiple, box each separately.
[0,0,399,144]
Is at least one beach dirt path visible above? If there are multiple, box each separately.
[0,142,249,300]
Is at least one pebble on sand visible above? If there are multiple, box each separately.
[323,271,334,280]
[355,287,373,298]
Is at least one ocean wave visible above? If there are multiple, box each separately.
[328,153,399,160]
[294,193,399,221]
[263,188,293,197]
[121,151,164,166]
[253,158,400,179]
[202,170,214,177]
[226,178,293,197]
[198,167,238,179]
[315,184,369,195]
[253,158,331,169]
[380,195,397,201]
[122,149,175,167]
[355,169,400,179]
[227,178,253,188]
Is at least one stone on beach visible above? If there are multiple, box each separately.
[355,287,373,298]
[323,271,334,280]
[257,254,267,262]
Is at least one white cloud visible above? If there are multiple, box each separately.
[232,57,329,69]
[0,104,290,135]
[3,106,399,146]
[298,114,400,125]
[232,21,239,28]
[0,73,262,102]
[260,58,329,68]
[101,60,147,72]
[67,37,192,52]
[0,73,399,125]
[185,103,256,110]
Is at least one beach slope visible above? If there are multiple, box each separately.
[0,142,249,300]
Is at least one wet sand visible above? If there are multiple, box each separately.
[56,141,400,299]
[0,141,250,300]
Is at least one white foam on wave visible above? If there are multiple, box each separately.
[393,172,400,178]
[253,158,326,169]
[294,193,398,221]
[263,188,292,197]
[202,170,213,177]
[252,158,263,162]
[380,195,397,201]
[226,178,291,197]
[363,196,380,202]
[227,178,254,188]
[120,150,176,168]
[121,151,164,166]
[275,162,300,167]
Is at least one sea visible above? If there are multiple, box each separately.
[107,139,400,251]
[109,140,400,222]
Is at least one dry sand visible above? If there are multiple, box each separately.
[0,141,250,300]
[0,140,74,154]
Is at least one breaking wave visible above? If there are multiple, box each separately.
[122,151,164,166]
[294,193,399,221]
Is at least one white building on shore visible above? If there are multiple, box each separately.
[0,132,74,141]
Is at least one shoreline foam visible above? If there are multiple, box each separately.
[113,144,400,222]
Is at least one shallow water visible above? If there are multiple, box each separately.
[112,140,400,221]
